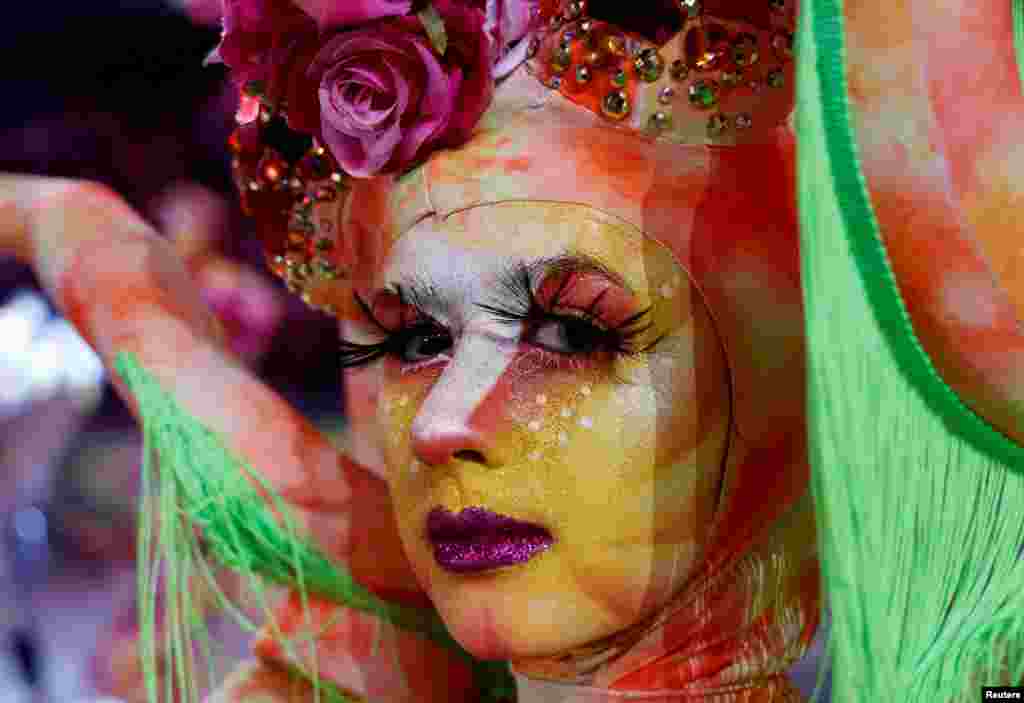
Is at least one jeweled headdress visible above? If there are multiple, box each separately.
[222,0,797,313]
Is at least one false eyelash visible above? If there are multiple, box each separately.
[476,261,661,356]
[337,291,447,369]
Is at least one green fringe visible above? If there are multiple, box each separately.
[1015,0,1024,88]
[114,352,515,702]
[797,2,1024,700]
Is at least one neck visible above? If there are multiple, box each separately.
[513,673,805,703]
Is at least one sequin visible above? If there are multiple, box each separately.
[579,416,594,429]
[602,34,627,57]
[576,65,592,84]
[611,68,627,87]
[688,79,720,109]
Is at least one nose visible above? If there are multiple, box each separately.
[408,334,517,468]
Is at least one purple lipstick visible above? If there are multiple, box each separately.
[426,507,554,574]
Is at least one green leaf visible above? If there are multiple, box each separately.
[417,3,448,56]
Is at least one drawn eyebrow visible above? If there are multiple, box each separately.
[380,249,633,323]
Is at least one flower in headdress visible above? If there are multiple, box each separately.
[217,0,317,90]
[290,0,413,31]
[310,0,494,177]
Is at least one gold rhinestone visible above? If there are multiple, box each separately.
[687,79,720,109]
[648,111,672,130]
[707,113,729,136]
[602,34,627,57]
[551,46,572,73]
[732,34,760,67]
[601,90,630,120]
[669,59,689,81]
[633,48,665,82]
[680,0,701,18]
[772,31,794,60]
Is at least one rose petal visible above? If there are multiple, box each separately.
[292,0,412,31]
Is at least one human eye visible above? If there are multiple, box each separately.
[397,324,453,363]
[530,314,620,356]
[338,292,451,369]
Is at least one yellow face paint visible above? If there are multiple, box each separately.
[349,201,731,661]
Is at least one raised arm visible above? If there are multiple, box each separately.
[0,175,476,702]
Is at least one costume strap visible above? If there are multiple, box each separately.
[796,0,1024,700]
[115,352,515,702]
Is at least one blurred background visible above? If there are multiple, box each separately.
[0,2,830,701]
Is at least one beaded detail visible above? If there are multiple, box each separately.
[526,0,797,145]
[229,103,350,313]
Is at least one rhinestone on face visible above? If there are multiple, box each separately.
[735,113,753,129]
[648,111,672,130]
[669,59,689,81]
[658,86,676,104]
[601,90,630,120]
[611,68,627,87]
[732,34,760,67]
[707,113,729,136]
[633,48,665,82]
[680,0,702,18]
[688,79,720,109]
[767,69,785,88]
[772,31,794,60]
[576,65,592,83]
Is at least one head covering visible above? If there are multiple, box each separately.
[266,48,818,703]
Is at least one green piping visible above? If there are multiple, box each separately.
[808,0,1024,468]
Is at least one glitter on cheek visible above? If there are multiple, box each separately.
[560,407,574,418]
[558,431,569,445]
[527,420,543,432]
[535,394,548,405]
[580,384,592,397]
[579,416,594,429]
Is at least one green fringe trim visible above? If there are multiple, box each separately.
[797,1,1024,700]
[1015,0,1024,88]
[114,351,515,702]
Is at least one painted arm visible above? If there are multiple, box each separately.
[0,175,474,702]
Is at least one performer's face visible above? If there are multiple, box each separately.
[350,201,731,660]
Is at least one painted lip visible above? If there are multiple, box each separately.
[426,506,554,574]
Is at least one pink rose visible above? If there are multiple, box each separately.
[484,0,539,49]
[291,0,412,31]
[217,0,317,90]
[311,0,494,177]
